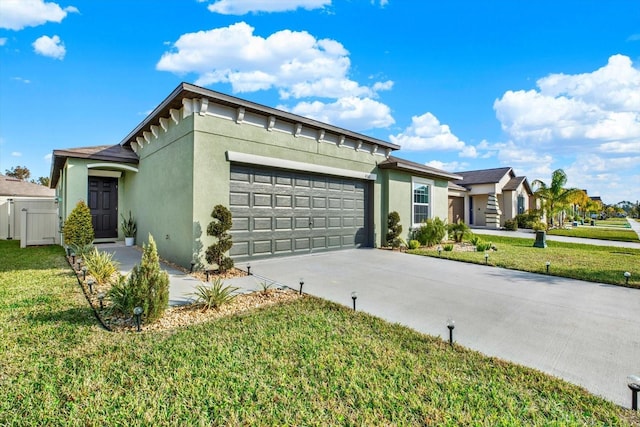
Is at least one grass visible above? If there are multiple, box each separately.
[547,220,639,242]
[1,241,638,426]
[410,234,640,288]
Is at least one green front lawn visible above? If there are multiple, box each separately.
[1,241,638,425]
[547,226,639,242]
[410,234,639,288]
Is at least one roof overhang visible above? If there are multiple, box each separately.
[378,157,462,181]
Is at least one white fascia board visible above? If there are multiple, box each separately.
[226,151,376,181]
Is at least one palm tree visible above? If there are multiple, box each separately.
[532,169,581,227]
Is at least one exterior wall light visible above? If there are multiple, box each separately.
[447,318,455,347]
[133,306,143,332]
[351,291,358,311]
[299,278,304,295]
[624,271,631,285]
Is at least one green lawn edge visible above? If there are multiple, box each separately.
[1,241,638,426]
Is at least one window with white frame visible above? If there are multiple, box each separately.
[412,178,432,225]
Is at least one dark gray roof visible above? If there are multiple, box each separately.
[453,167,514,186]
[120,82,401,152]
[50,144,138,188]
[0,174,55,197]
[503,176,533,195]
[378,156,462,181]
[448,181,468,192]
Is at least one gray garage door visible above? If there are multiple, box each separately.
[229,165,370,260]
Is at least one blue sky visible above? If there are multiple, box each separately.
[1,0,639,205]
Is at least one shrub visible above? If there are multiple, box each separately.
[408,240,421,250]
[475,241,493,252]
[413,217,446,246]
[84,248,119,285]
[515,210,541,229]
[533,220,548,231]
[68,243,94,258]
[385,211,403,248]
[205,205,234,273]
[192,278,239,311]
[504,219,518,231]
[62,201,94,247]
[258,280,275,296]
[108,234,169,322]
[470,235,481,246]
[447,220,470,243]
[443,243,454,252]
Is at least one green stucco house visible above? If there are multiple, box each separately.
[50,83,460,268]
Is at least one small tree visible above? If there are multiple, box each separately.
[385,211,403,248]
[125,234,169,323]
[205,204,234,273]
[413,217,447,246]
[447,219,470,242]
[62,201,94,248]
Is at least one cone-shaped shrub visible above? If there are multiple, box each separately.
[126,234,169,323]
[62,201,94,247]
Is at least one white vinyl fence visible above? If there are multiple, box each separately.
[0,198,59,247]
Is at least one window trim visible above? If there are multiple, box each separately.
[412,177,434,227]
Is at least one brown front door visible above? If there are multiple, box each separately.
[88,177,118,239]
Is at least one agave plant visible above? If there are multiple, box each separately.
[192,278,239,311]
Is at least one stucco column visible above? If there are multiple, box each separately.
[485,193,502,229]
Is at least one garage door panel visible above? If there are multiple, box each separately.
[229,165,370,260]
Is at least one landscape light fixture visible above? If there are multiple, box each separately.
[205,270,210,282]
[71,252,76,265]
[546,261,551,274]
[351,291,358,311]
[484,252,489,265]
[447,318,455,347]
[133,306,143,332]
[299,278,304,295]
[624,271,631,285]
[81,266,87,281]
[628,374,640,411]
[190,261,195,273]
[97,292,105,309]
[87,279,94,294]
[437,245,442,257]
[65,246,71,257]
[247,263,251,276]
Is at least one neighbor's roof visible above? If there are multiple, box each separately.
[453,167,514,186]
[119,82,401,152]
[378,156,462,181]
[0,174,55,197]
[50,144,138,188]
[448,181,468,192]
[503,176,533,195]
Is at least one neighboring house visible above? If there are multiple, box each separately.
[0,174,57,244]
[50,83,460,268]
[448,167,533,228]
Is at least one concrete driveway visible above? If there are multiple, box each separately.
[226,248,640,408]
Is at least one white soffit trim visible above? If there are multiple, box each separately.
[87,163,139,174]
[226,151,376,181]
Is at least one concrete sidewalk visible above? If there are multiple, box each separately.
[471,226,640,249]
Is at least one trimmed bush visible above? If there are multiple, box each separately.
[413,217,447,246]
[504,219,518,231]
[62,201,94,248]
[515,210,541,229]
[385,211,403,248]
[108,234,169,323]
[205,205,234,273]
[408,239,421,250]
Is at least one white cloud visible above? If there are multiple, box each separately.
[0,38,6,46]
[157,22,395,130]
[494,55,640,151]
[425,160,468,172]
[389,112,467,151]
[44,153,52,161]
[206,0,330,15]
[0,0,78,31]
[12,77,31,84]
[32,35,65,59]
[284,96,394,131]
[11,151,21,157]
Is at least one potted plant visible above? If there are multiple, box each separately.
[121,211,137,246]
